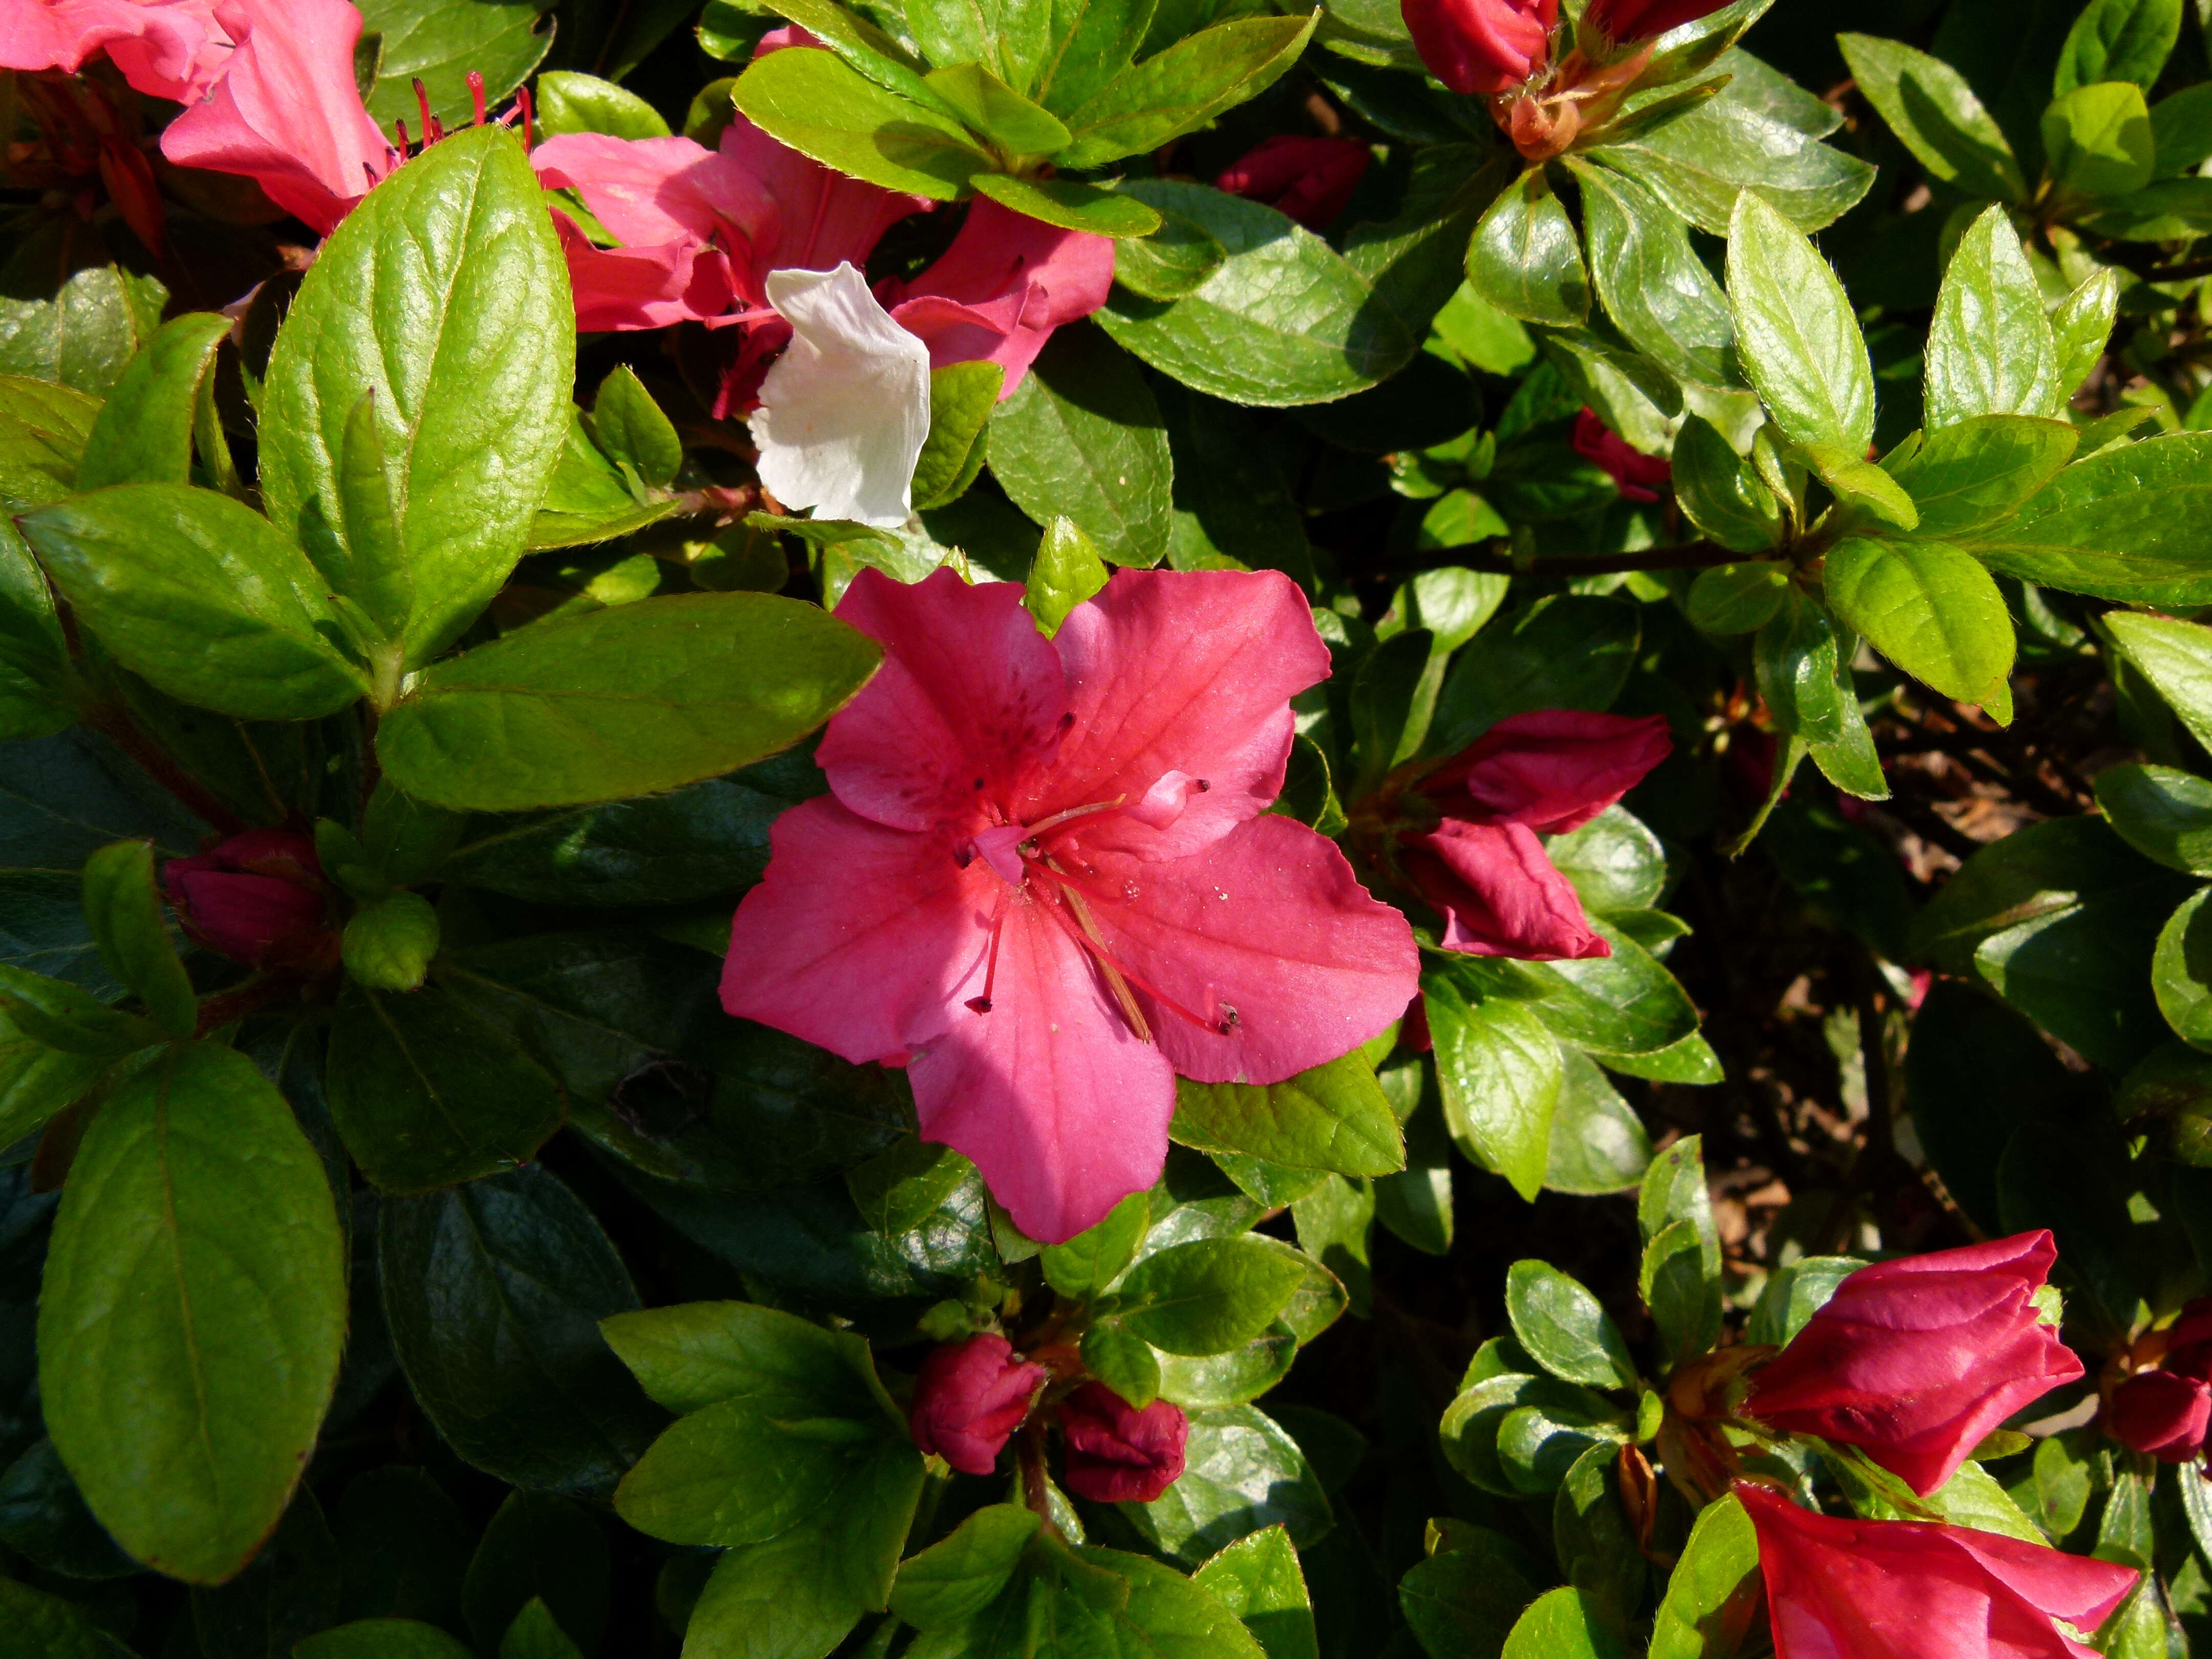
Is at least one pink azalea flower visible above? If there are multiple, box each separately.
[722,568,1419,1243]
[159,0,391,235]
[1394,709,1672,960]
[1058,1382,1187,1502]
[0,0,232,103]
[1572,408,1672,503]
[908,1333,1046,1475]
[1215,134,1372,230]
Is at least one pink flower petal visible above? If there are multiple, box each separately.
[159,0,388,235]
[3,0,233,100]
[1082,813,1418,1086]
[908,890,1174,1243]
[818,567,1069,834]
[1043,568,1328,862]
[719,114,929,299]
[549,210,736,331]
[1434,708,1672,833]
[1404,818,1607,960]
[721,795,992,1066]
[533,130,776,260]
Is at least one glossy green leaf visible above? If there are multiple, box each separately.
[1687,563,1790,633]
[1672,417,1782,554]
[2107,611,2212,749]
[1754,587,1845,745]
[1726,189,1872,453]
[359,0,550,124]
[1964,433,2212,604]
[912,360,1004,511]
[1113,1237,1308,1356]
[2097,764,2212,876]
[76,311,230,491]
[1424,972,1560,1202]
[1127,1405,1331,1564]
[1505,1260,1637,1390]
[1082,1317,1165,1408]
[987,326,1172,567]
[0,245,165,395]
[1041,1192,1151,1299]
[731,45,991,199]
[970,169,1163,236]
[259,124,573,664]
[1171,1051,1405,1178]
[1053,13,1317,168]
[587,365,681,491]
[1114,207,1227,300]
[1882,415,2077,538]
[1027,516,1111,635]
[1572,160,1736,389]
[376,591,881,812]
[1647,1493,1760,1659]
[1467,168,1589,329]
[2050,269,2120,403]
[38,1044,344,1583]
[77,840,192,1037]
[2044,81,2157,199]
[1543,1051,1653,1196]
[534,70,673,140]
[19,484,368,719]
[1804,441,1919,530]
[294,1621,476,1659]
[1822,537,2014,705]
[1836,33,2025,201]
[1193,1526,1316,1659]
[2055,0,2181,94]
[1428,595,1640,755]
[1925,208,2057,430]
[924,61,1071,151]
[1502,1587,1623,1658]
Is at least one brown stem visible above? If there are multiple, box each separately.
[81,702,245,837]
[1388,539,1755,577]
[1016,1420,1061,1539]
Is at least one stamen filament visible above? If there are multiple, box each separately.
[965,894,1010,1015]
[1052,880,1231,1039]
[1025,795,1127,838]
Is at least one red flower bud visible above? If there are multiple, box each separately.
[1738,1482,2137,1659]
[1745,1231,2082,1496]
[1581,0,1734,52]
[1399,0,1556,96]
[908,1334,1046,1476]
[1215,135,1372,230]
[1572,409,1671,503]
[1058,1382,1187,1503]
[2108,1370,2212,1463]
[164,829,333,969]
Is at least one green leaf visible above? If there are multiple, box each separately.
[1548,807,1666,915]
[1171,1051,1406,1178]
[259,125,574,665]
[969,170,1163,236]
[1881,414,2078,537]
[326,978,567,1192]
[731,46,991,200]
[2154,887,2212,1048]
[1081,1317,1165,1408]
[1126,1405,1331,1565]
[0,373,99,507]
[2050,269,2120,402]
[293,1621,476,1659]
[913,360,1005,511]
[534,70,673,139]
[1399,1528,1539,1659]
[461,1491,609,1656]
[1642,1216,1723,1372]
[1554,1441,1643,1635]
[1157,1322,1299,1410]
[1193,1526,1316,1659]
[2055,0,2181,94]
[2151,83,2212,174]
[1647,1493,1760,1659]
[0,1011,110,1150]
[1835,33,2026,201]
[1726,189,1873,453]
[341,890,440,992]
[375,591,881,812]
[0,963,165,1056]
[18,484,368,719]
[1821,537,2015,705]
[1754,587,1845,745]
[909,0,1152,115]
[1041,1192,1151,1299]
[1803,441,1920,531]
[2097,764,2212,876]
[1427,595,1640,755]
[1115,205,1228,300]
[1098,181,1416,407]
[530,407,682,552]
[1543,1050,1653,1196]
[1571,161,1736,390]
[2109,613,2212,754]
[359,0,550,124]
[332,390,414,646]
[887,1502,1044,1630]
[380,1166,663,1498]
[1925,207,2058,430]
[1687,563,1789,633]
[77,840,192,1038]
[1467,169,1589,329]
[1505,1260,1637,1390]
[1963,432,2212,604]
[1503,1587,1624,1659]
[500,1599,585,1659]
[76,311,231,490]
[0,244,165,395]
[1026,516,1111,635]
[1426,972,1559,1202]
[1113,1237,1308,1356]
[1053,13,1318,169]
[587,366,682,491]
[1673,418,1783,554]
[924,62,1072,152]
[1509,920,1703,1057]
[2045,81,2157,199]
[37,1044,345,1583]
[987,326,1172,567]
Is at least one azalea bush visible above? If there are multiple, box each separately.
[14,0,2212,1654]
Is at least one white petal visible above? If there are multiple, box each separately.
[751,263,931,529]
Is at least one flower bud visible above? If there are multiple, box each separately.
[1572,409,1672,503]
[1737,1482,2138,1659]
[908,1333,1046,1475]
[1744,1231,2081,1496]
[1215,135,1372,230]
[1581,0,1734,53]
[1399,0,1556,96]
[164,830,335,969]
[2108,1370,2212,1462]
[1058,1381,1188,1503]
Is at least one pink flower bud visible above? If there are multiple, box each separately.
[1398,0,1556,96]
[1737,1482,2138,1659]
[2108,1370,2212,1462]
[1745,1232,2082,1496]
[164,830,333,969]
[1572,409,1671,503]
[1215,135,1372,230]
[1581,0,1734,52]
[1058,1382,1187,1503]
[908,1334,1046,1476]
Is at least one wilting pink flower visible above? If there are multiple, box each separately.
[2108,1370,2211,1462]
[723,567,1418,1242]
[1582,0,1734,51]
[165,828,333,969]
[1738,1483,2137,1659]
[1400,0,1555,96]
[880,197,1115,397]
[159,0,390,235]
[1747,1232,2082,1496]
[1395,709,1671,960]
[1573,409,1672,503]
[1215,135,1371,230]
[0,0,231,100]
[909,1333,1046,1475]
[1059,1383,1187,1503]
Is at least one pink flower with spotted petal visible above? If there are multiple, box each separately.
[722,567,1419,1243]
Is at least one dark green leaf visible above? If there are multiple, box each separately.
[1505,1259,1637,1390]
[1126,1405,1331,1564]
[1426,971,1559,1202]
[1113,1237,1308,1356]
[1754,588,1845,745]
[76,840,192,1037]
[1835,33,2026,200]
[0,1577,136,1658]
[1672,418,1783,555]
[2097,763,2212,875]
[987,325,1173,567]
[461,1492,608,1657]
[294,1621,476,1659]
[1466,169,1589,329]
[1041,1192,1151,1300]
[76,312,230,491]
[189,1487,341,1658]
[2055,0,2181,93]
[1428,595,1640,755]
[1171,1050,1406,1178]
[359,0,551,124]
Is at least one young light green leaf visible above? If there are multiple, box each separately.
[1052,13,1318,169]
[969,170,1164,236]
[534,70,672,139]
[587,366,682,491]
[2049,269,2119,407]
[38,1043,345,1583]
[1927,208,2057,431]
[1803,441,1919,530]
[341,890,440,992]
[2055,0,2182,94]
[78,840,193,1038]
[76,311,231,491]
[1822,537,2015,706]
[1467,168,1590,328]
[911,360,1003,511]
[1836,34,2026,201]
[1027,516,1110,635]
[1171,1050,1407,1179]
[2044,81,2157,199]
[1502,1586,1625,1659]
[1882,415,2078,538]
[18,483,369,720]
[1193,1525,1316,1659]
[1726,189,1873,453]
[924,61,1072,152]
[732,44,994,198]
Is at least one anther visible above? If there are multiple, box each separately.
[1197,779,1211,792]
